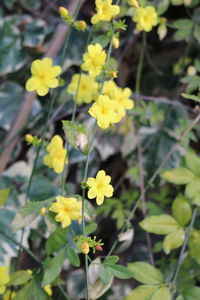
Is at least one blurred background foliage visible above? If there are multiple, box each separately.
[1,0,200,299]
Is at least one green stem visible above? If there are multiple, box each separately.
[171,207,198,298]
[135,32,145,97]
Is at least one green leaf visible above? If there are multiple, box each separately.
[192,193,200,206]
[13,282,32,300]
[66,247,80,267]
[172,195,192,226]
[99,265,113,285]
[182,93,200,103]
[12,198,54,232]
[0,188,10,207]
[104,256,119,265]
[85,223,97,235]
[107,264,133,279]
[8,271,32,286]
[128,262,163,285]
[156,0,170,15]
[163,229,185,254]
[161,168,195,184]
[45,227,67,256]
[84,200,96,223]
[185,150,200,176]
[189,230,200,265]
[183,286,200,300]
[92,34,110,48]
[20,0,41,10]
[42,249,65,287]
[173,19,193,30]
[140,215,180,235]
[151,287,171,300]
[124,285,159,300]
[185,180,200,199]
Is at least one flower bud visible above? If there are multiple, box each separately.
[95,245,103,251]
[128,0,139,7]
[81,242,90,254]
[25,134,34,143]
[112,37,119,49]
[40,207,46,216]
[76,20,87,31]
[187,66,197,76]
[59,7,69,20]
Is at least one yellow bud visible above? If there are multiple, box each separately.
[25,134,34,143]
[183,0,192,5]
[81,242,90,254]
[187,66,197,76]
[76,20,87,31]
[59,7,69,19]
[40,207,46,216]
[112,37,119,49]
[110,70,118,79]
[27,269,33,274]
[128,0,139,7]
[44,284,53,296]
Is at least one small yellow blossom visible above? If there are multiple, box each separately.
[25,134,34,143]
[0,266,10,294]
[103,80,118,99]
[44,284,53,296]
[91,0,120,24]
[43,135,67,174]
[81,43,106,77]
[113,87,134,117]
[87,170,114,205]
[3,290,16,300]
[133,6,158,32]
[88,95,121,129]
[75,20,87,31]
[26,58,62,96]
[40,207,46,216]
[81,242,90,254]
[67,74,98,105]
[49,196,82,228]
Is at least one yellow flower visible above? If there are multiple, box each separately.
[26,58,62,96]
[91,0,120,24]
[59,7,69,19]
[81,43,106,77]
[87,170,114,205]
[43,135,67,174]
[113,87,134,117]
[3,290,16,300]
[0,266,10,294]
[67,74,98,105]
[88,95,121,129]
[103,81,134,117]
[81,242,90,254]
[133,6,158,32]
[75,20,87,31]
[44,284,53,296]
[49,196,82,228]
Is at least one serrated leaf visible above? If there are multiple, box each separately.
[151,287,171,300]
[172,195,192,226]
[85,223,97,235]
[128,262,163,285]
[163,229,185,254]
[0,188,10,207]
[8,271,32,286]
[66,247,80,267]
[45,227,67,256]
[124,285,158,300]
[182,93,200,103]
[140,215,180,235]
[42,249,65,287]
[11,198,54,232]
[107,264,133,279]
[161,168,195,184]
